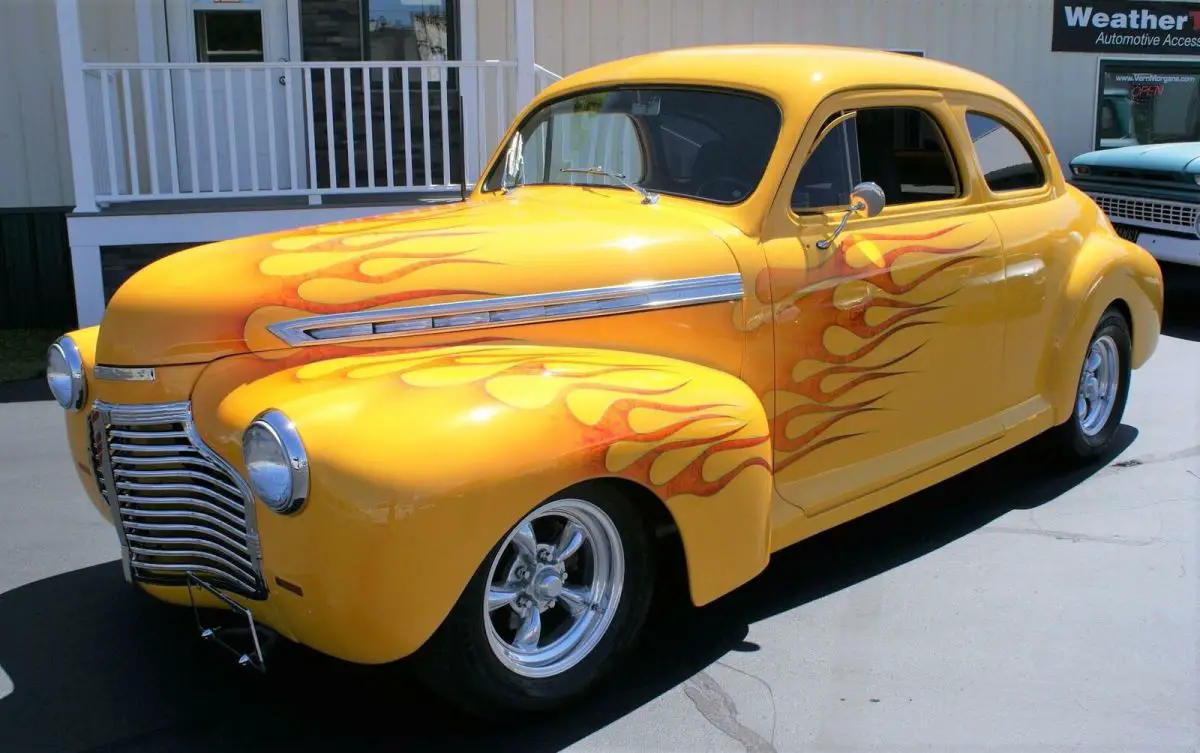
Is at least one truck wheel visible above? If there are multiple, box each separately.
[412,482,655,718]
[1048,306,1132,461]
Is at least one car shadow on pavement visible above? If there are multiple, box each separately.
[1162,261,1200,343]
[0,378,51,404]
[0,426,1136,753]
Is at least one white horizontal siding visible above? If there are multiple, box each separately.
[0,0,142,209]
[522,0,1200,165]
[0,0,73,208]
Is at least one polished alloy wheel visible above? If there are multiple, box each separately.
[1076,333,1120,437]
[483,497,625,679]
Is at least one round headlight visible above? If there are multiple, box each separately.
[46,336,85,411]
[242,410,308,514]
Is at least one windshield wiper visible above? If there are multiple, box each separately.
[560,166,659,204]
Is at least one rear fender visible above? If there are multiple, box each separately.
[193,344,773,660]
[1043,230,1163,425]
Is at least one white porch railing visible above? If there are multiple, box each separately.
[79,60,546,205]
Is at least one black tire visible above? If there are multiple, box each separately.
[410,480,655,720]
[1046,306,1132,462]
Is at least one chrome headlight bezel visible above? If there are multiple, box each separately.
[46,336,86,411]
[242,409,309,515]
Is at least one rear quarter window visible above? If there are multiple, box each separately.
[965,112,1046,193]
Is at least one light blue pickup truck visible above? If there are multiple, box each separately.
[1069,142,1200,268]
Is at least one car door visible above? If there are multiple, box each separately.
[760,89,1009,517]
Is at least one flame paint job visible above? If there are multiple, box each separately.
[56,45,1165,666]
[170,344,771,660]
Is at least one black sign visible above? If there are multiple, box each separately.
[1052,0,1200,54]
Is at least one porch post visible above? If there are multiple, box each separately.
[55,0,97,213]
[514,0,536,109]
[459,0,481,184]
[69,244,106,327]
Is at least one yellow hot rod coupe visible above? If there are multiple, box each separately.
[48,45,1163,715]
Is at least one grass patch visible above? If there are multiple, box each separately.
[0,328,62,383]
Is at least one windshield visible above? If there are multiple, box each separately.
[482,86,782,204]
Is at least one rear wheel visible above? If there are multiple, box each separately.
[1047,307,1132,461]
[412,482,654,719]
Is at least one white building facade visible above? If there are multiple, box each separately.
[5,0,1200,329]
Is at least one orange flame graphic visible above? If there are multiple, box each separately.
[260,211,503,315]
[294,347,771,499]
[764,222,993,472]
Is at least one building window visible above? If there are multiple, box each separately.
[1095,61,1200,149]
[965,112,1045,192]
[194,10,264,63]
[299,0,458,64]
[364,0,451,63]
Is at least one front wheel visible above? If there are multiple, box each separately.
[1047,306,1132,461]
[411,482,654,718]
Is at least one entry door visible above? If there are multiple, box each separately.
[763,90,1009,516]
[166,0,306,193]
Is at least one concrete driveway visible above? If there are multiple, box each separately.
[1,265,1197,753]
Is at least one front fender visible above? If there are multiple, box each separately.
[191,344,772,663]
[1043,230,1163,426]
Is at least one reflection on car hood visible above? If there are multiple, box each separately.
[1072,141,1200,174]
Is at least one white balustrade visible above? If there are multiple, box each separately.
[79,60,533,204]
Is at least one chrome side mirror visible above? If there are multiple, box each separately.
[816,181,886,250]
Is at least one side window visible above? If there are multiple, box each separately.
[965,112,1046,192]
[855,107,960,204]
[791,106,960,212]
[791,114,860,211]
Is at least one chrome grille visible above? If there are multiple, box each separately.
[89,400,265,598]
[1088,191,1200,236]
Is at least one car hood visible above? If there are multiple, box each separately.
[94,191,741,367]
[1071,141,1200,174]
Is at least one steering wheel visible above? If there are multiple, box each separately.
[695,176,753,202]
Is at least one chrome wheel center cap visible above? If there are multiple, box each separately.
[533,568,564,601]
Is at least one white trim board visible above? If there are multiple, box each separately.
[66,203,446,248]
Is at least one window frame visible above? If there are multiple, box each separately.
[782,93,971,221]
[941,90,1056,209]
[477,83,786,206]
[963,109,1048,195]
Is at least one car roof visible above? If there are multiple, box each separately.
[543,43,1038,124]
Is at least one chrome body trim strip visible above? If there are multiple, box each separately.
[266,273,746,347]
[94,365,158,382]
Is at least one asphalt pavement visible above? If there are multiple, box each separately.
[1,264,1197,753]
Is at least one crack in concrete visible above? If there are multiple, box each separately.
[1101,444,1200,476]
[981,525,1163,546]
[716,660,778,749]
[683,670,776,753]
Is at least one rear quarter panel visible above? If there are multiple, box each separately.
[992,185,1162,426]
